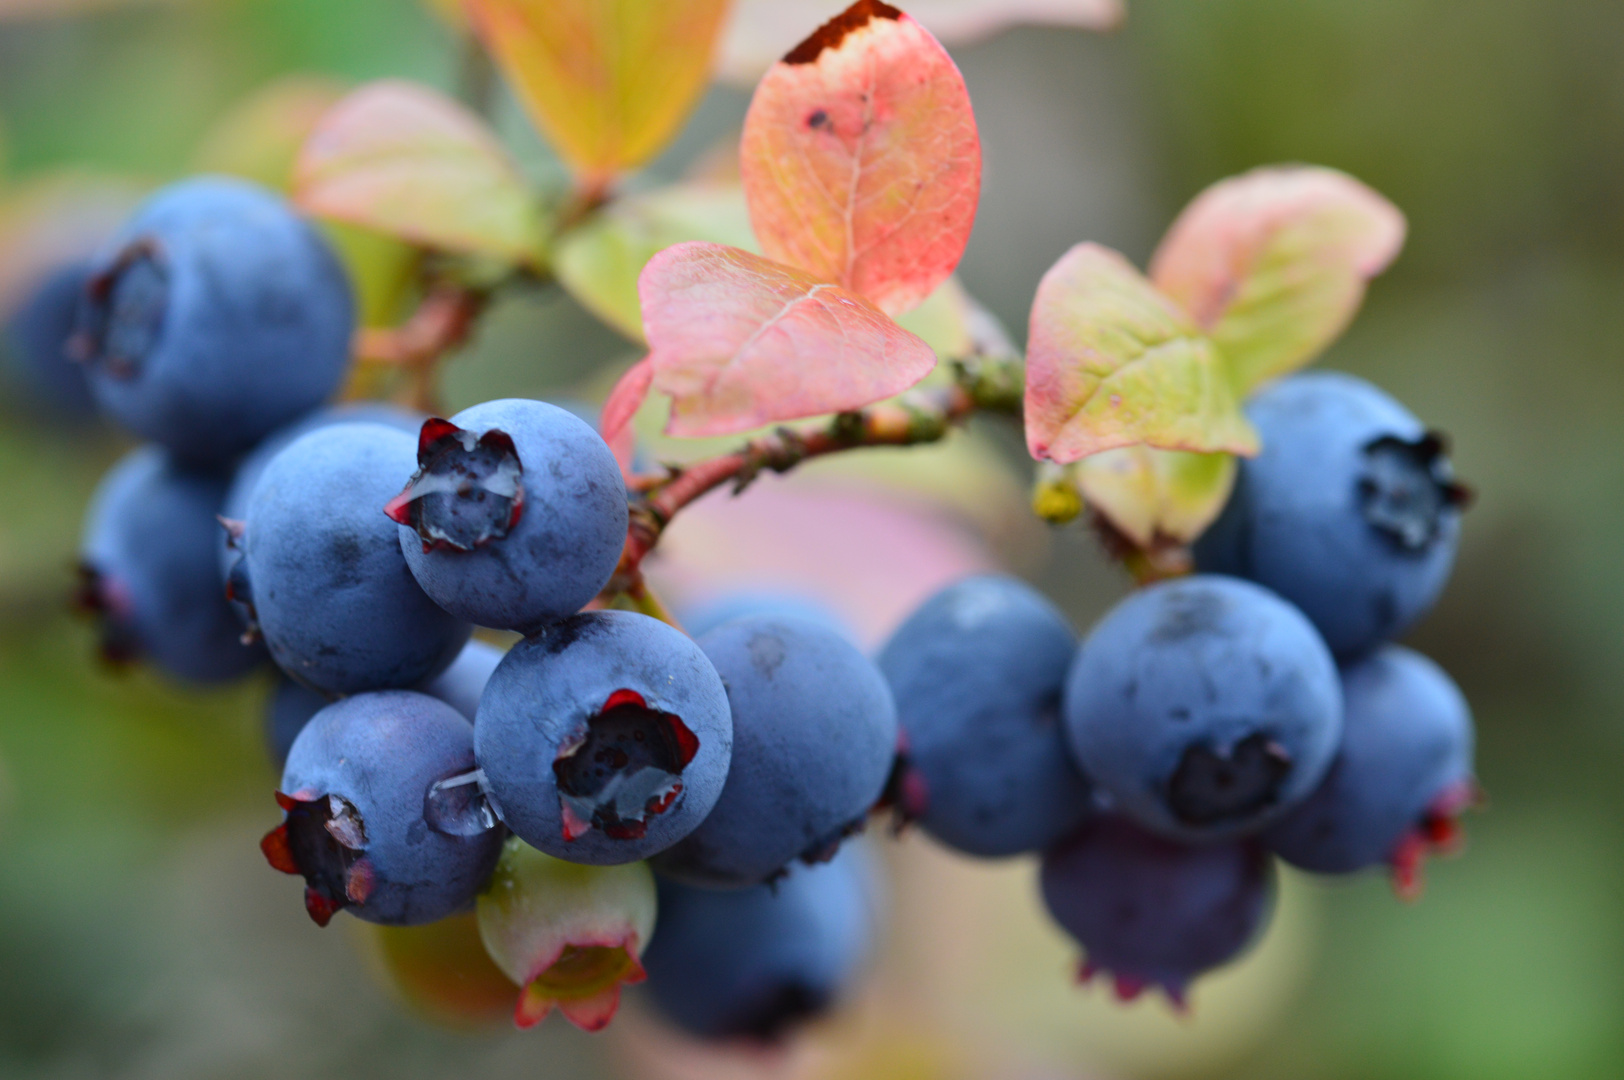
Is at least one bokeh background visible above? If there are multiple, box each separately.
[2,1,1622,1078]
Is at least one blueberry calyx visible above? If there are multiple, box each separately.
[1165,733,1293,827]
[1357,431,1472,551]
[726,982,831,1044]
[552,689,700,843]
[385,418,524,553]
[1389,776,1483,900]
[71,238,169,379]
[261,789,376,926]
[514,941,647,1031]
[72,561,141,666]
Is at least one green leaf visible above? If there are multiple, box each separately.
[1075,446,1237,547]
[191,75,348,192]
[554,182,758,341]
[1150,165,1406,394]
[1023,242,1258,464]
[293,80,547,269]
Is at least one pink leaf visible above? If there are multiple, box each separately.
[639,241,937,437]
[1149,165,1407,392]
[600,357,653,478]
[740,0,981,317]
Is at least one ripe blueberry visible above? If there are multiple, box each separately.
[474,611,732,865]
[877,575,1095,857]
[2,260,98,419]
[238,421,471,694]
[680,590,853,641]
[72,176,354,465]
[77,446,263,682]
[1040,815,1274,1005]
[1264,645,1477,897]
[1062,575,1342,841]
[388,399,628,633]
[653,615,898,888]
[1194,371,1469,659]
[262,690,505,926]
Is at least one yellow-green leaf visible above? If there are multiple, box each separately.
[554,181,757,341]
[1150,165,1406,394]
[1075,446,1236,547]
[463,0,732,191]
[294,79,546,268]
[192,75,348,192]
[1023,242,1258,464]
[0,172,142,320]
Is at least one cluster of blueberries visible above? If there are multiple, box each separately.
[33,171,1476,1041]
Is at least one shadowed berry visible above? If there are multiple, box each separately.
[877,575,1094,857]
[72,176,353,464]
[654,615,897,888]
[263,691,505,926]
[363,911,518,1030]
[1040,815,1275,1005]
[680,589,854,641]
[1194,371,1469,659]
[1062,575,1342,841]
[389,400,628,633]
[420,638,505,722]
[2,260,99,419]
[475,612,732,865]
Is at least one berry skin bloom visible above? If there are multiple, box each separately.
[1194,371,1468,660]
[1063,575,1343,842]
[263,690,505,927]
[653,614,898,889]
[1040,815,1275,1006]
[72,176,354,465]
[388,399,628,634]
[878,574,1095,858]
[77,445,263,683]
[475,611,733,865]
[238,421,471,695]
[476,837,656,1032]
[1265,644,1478,897]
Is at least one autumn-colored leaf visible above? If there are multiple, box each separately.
[740,0,981,317]
[624,241,937,439]
[715,0,1125,85]
[463,0,731,190]
[193,75,348,192]
[1024,243,1258,464]
[1075,446,1236,547]
[555,182,758,342]
[294,79,545,267]
[1150,165,1406,394]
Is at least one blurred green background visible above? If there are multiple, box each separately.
[1,1,1622,1078]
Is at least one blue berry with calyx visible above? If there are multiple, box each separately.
[474,611,732,865]
[388,399,628,633]
[263,690,505,926]
[643,839,881,1043]
[1194,371,1470,659]
[238,421,471,695]
[1062,575,1342,842]
[877,574,1094,857]
[76,445,263,683]
[70,176,354,465]
[1040,815,1274,1006]
[3,260,99,419]
[1264,645,1478,897]
[653,615,897,889]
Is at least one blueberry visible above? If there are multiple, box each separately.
[877,575,1094,857]
[653,615,898,888]
[680,590,853,641]
[1062,575,1342,841]
[1264,645,1477,895]
[71,176,354,464]
[262,690,505,926]
[643,840,881,1043]
[389,400,628,632]
[474,611,732,865]
[421,638,505,722]
[76,446,263,682]
[1040,815,1274,1004]
[2,260,99,419]
[265,674,330,770]
[239,421,471,694]
[1194,372,1469,659]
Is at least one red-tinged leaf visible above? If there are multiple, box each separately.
[1024,243,1258,464]
[463,0,732,190]
[1149,165,1407,393]
[740,1,981,316]
[640,242,937,437]
[600,358,653,478]
[294,80,545,267]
